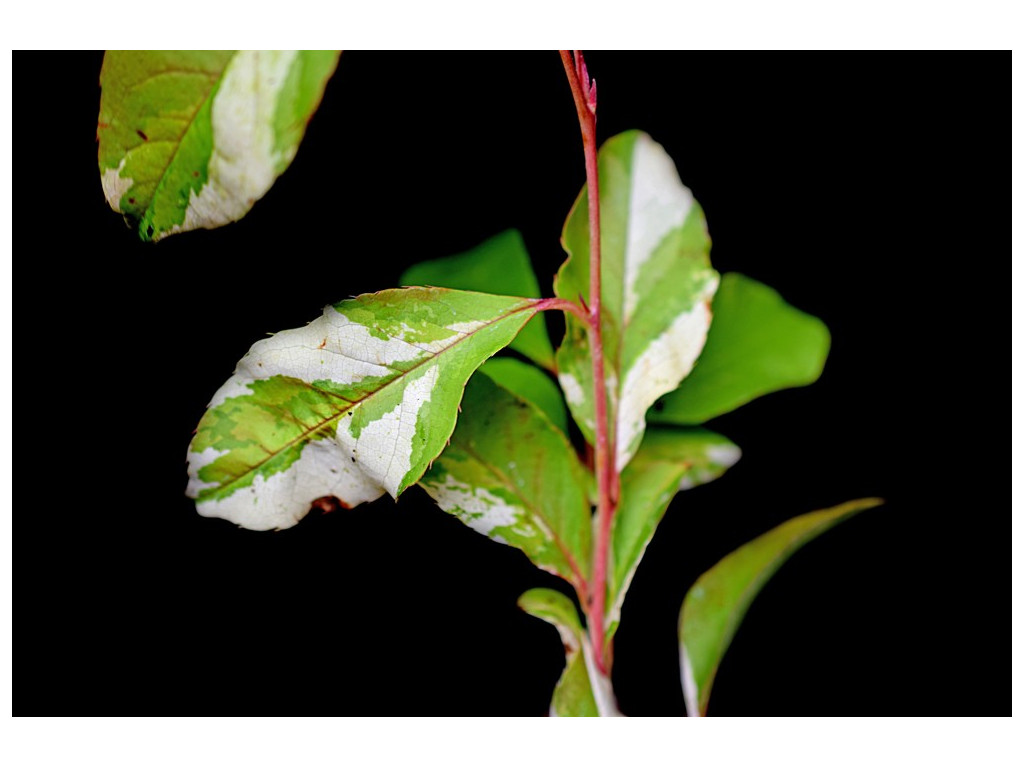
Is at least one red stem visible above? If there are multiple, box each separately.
[534,297,589,325]
[560,50,615,674]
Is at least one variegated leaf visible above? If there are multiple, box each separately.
[554,131,718,470]
[419,373,591,592]
[98,50,339,242]
[679,498,883,716]
[652,272,830,425]
[518,588,620,717]
[400,230,556,370]
[605,428,740,645]
[186,288,542,531]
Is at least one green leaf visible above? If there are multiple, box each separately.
[554,131,719,470]
[419,374,591,592]
[518,587,584,636]
[186,287,541,531]
[518,588,613,717]
[400,230,556,370]
[606,428,741,644]
[98,50,339,242]
[679,498,884,716]
[651,272,830,425]
[478,357,569,435]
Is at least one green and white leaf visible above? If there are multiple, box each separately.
[518,588,620,717]
[419,374,590,591]
[554,131,719,470]
[478,357,569,435]
[98,50,339,242]
[652,273,830,426]
[400,230,556,370]
[679,498,883,716]
[605,428,740,644]
[187,288,542,531]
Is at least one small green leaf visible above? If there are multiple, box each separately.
[400,230,556,370]
[679,498,883,716]
[518,587,583,636]
[651,272,830,425]
[518,588,605,717]
[419,374,591,592]
[187,287,541,531]
[554,131,719,470]
[478,357,569,435]
[606,428,740,644]
[98,50,339,242]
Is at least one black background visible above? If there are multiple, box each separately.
[17,52,1007,715]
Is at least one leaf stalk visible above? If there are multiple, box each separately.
[560,50,616,676]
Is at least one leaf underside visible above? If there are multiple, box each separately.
[98,50,339,242]
[679,498,883,716]
[186,287,539,531]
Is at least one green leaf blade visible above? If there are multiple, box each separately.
[400,230,556,370]
[679,498,884,716]
[98,50,339,242]
[419,374,591,591]
[478,357,569,435]
[652,272,831,426]
[606,428,741,643]
[187,287,539,531]
[554,131,719,469]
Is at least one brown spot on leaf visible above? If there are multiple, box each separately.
[311,496,349,515]
[128,198,135,205]
[193,170,200,178]
[136,129,149,141]
[318,338,327,349]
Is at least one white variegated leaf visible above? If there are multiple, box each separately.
[554,131,718,470]
[99,51,339,242]
[186,288,543,530]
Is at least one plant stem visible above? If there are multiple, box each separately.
[560,50,616,674]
